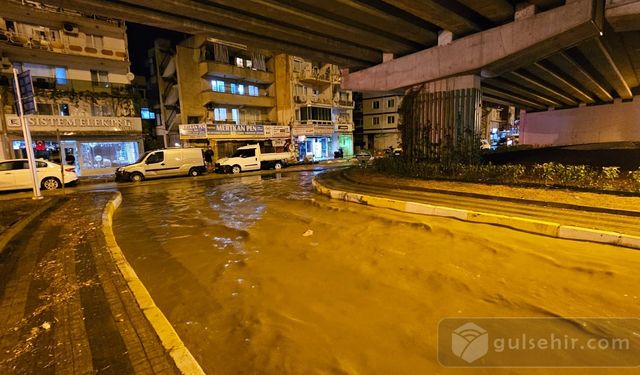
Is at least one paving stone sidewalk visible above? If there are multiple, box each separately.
[0,198,53,235]
[0,193,178,374]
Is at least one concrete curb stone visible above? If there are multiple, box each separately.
[101,193,205,375]
[313,177,640,251]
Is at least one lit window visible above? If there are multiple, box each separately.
[248,85,259,96]
[232,108,239,124]
[372,101,380,109]
[214,108,227,121]
[373,117,380,125]
[211,80,225,92]
[59,103,70,116]
[246,60,252,69]
[230,83,237,94]
[55,67,68,85]
[235,57,244,67]
[237,84,245,95]
[387,115,395,124]
[141,108,156,120]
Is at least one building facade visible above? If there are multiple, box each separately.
[167,34,290,157]
[284,56,354,160]
[0,1,142,176]
[362,92,403,152]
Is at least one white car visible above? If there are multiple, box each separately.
[0,159,78,191]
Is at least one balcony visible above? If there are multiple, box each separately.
[30,77,135,97]
[299,69,332,85]
[199,61,274,84]
[0,32,129,74]
[200,91,275,108]
[336,99,355,108]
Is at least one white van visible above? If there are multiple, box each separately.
[115,148,206,182]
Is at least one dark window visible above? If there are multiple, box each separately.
[145,151,164,164]
[37,103,53,115]
[187,116,201,124]
[36,161,48,168]
[372,101,380,109]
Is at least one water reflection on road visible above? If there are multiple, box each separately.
[113,171,640,375]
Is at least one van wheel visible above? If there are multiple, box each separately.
[130,172,144,182]
[42,177,61,190]
[274,161,283,170]
[231,165,241,174]
[189,168,201,177]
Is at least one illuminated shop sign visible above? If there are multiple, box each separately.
[6,115,142,133]
[179,123,290,139]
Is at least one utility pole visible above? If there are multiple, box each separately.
[13,68,42,200]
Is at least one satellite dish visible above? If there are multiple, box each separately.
[126,72,135,81]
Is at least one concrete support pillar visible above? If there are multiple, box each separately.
[402,75,482,164]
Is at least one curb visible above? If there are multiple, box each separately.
[101,193,205,375]
[312,178,640,251]
[0,198,59,255]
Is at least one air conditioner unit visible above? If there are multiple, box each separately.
[62,23,79,35]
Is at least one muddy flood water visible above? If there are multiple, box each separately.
[113,171,640,374]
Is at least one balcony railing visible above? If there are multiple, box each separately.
[29,77,135,97]
[0,30,127,61]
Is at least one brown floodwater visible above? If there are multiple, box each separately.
[113,171,640,374]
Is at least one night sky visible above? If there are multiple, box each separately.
[126,22,187,77]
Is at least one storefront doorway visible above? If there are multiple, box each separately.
[298,136,331,161]
[337,134,353,157]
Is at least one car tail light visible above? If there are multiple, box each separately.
[64,168,75,172]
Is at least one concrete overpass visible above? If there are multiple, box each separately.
[38,0,640,112]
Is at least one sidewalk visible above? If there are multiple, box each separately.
[316,168,640,243]
[0,193,179,374]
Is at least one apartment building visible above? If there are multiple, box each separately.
[162,34,290,158]
[362,92,403,152]
[285,56,354,160]
[0,1,142,176]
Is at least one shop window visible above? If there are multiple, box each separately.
[373,117,380,125]
[37,103,53,115]
[211,80,225,93]
[387,115,395,124]
[387,99,395,108]
[372,101,380,109]
[59,103,70,116]
[80,142,139,169]
[248,85,259,96]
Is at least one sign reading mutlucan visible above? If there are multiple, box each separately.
[6,115,143,133]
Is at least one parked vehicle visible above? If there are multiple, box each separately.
[0,159,78,191]
[355,150,373,168]
[115,148,206,182]
[216,144,294,174]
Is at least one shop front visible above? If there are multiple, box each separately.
[292,123,335,161]
[5,115,143,176]
[179,122,291,159]
[334,123,354,157]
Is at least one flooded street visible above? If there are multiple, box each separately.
[113,171,640,374]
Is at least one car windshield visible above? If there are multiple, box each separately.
[135,151,152,164]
